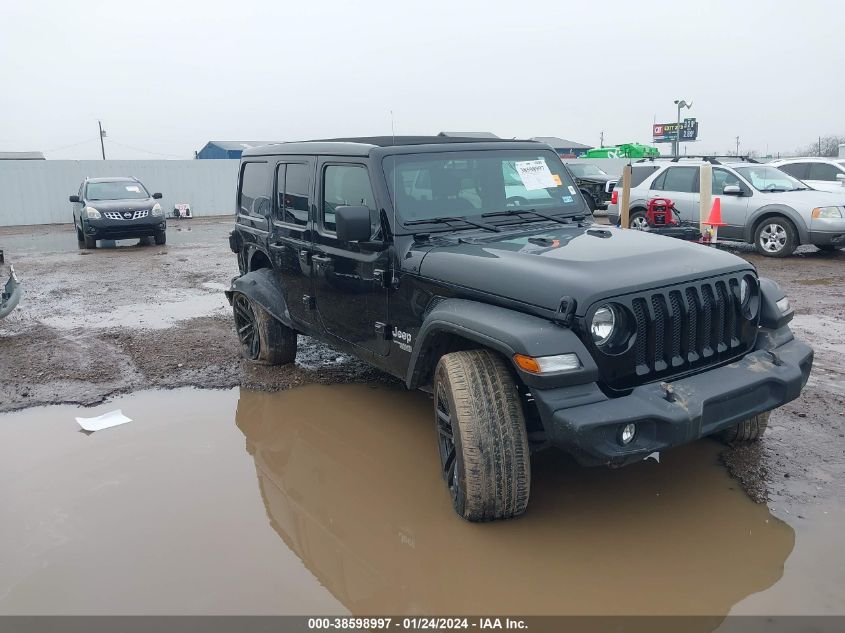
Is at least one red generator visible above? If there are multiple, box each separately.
[645,197,680,226]
[643,197,702,241]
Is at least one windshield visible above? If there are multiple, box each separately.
[86,181,150,201]
[383,149,586,227]
[566,163,608,178]
[735,166,806,192]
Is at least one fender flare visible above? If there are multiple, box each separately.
[405,298,599,390]
[745,205,808,244]
[225,268,293,329]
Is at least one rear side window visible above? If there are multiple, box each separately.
[630,165,660,188]
[323,164,378,235]
[239,162,270,217]
[652,166,699,193]
[274,163,310,226]
[778,162,808,179]
[808,163,841,181]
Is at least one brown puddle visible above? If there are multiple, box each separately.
[0,385,798,616]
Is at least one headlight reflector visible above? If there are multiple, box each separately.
[84,206,101,219]
[591,305,616,346]
[513,353,580,374]
[812,207,843,219]
[151,202,163,217]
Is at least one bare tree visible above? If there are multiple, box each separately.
[795,135,845,158]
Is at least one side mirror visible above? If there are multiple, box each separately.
[69,195,80,203]
[723,185,743,196]
[152,192,163,199]
[836,174,845,183]
[335,206,371,242]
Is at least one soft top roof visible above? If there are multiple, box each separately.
[242,136,544,158]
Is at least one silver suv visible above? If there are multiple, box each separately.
[607,158,845,256]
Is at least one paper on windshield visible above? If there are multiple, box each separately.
[514,160,557,191]
[125,186,141,193]
[75,409,132,432]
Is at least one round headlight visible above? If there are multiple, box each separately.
[591,305,616,346]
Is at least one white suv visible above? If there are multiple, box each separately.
[770,157,845,193]
[607,158,845,256]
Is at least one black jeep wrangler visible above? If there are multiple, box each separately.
[226,137,812,522]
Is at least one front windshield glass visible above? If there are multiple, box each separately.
[86,181,149,200]
[566,163,608,178]
[383,149,586,226]
[735,166,805,192]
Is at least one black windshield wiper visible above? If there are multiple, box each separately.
[404,216,501,232]
[482,208,582,224]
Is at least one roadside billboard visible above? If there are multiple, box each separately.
[653,118,699,143]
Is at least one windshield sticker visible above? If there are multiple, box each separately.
[568,185,577,195]
[552,174,562,186]
[562,195,574,203]
[514,160,557,190]
[125,186,141,193]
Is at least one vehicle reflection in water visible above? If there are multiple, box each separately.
[235,384,794,617]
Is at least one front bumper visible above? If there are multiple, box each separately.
[532,330,812,466]
[86,218,166,239]
[807,230,845,248]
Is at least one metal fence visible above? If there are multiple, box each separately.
[0,160,240,227]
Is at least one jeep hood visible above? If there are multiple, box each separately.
[414,225,754,315]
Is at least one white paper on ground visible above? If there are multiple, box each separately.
[645,451,660,463]
[75,409,132,432]
[514,159,557,190]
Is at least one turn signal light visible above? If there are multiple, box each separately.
[513,353,580,374]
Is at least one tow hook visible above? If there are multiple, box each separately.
[661,382,676,403]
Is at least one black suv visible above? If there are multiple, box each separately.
[226,137,813,522]
[70,177,166,248]
[565,162,616,210]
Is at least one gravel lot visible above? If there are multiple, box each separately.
[1,218,843,519]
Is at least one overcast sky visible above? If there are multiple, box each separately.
[1,0,842,159]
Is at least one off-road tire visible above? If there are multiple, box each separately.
[154,231,167,245]
[718,411,770,444]
[629,210,648,230]
[581,191,597,212]
[83,234,97,249]
[754,217,797,257]
[433,349,530,522]
[232,292,297,366]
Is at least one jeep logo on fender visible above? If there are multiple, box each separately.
[392,327,412,352]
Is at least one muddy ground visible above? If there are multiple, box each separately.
[1,218,843,522]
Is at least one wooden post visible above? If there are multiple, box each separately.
[699,163,712,236]
[619,164,632,229]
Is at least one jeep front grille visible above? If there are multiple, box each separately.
[587,274,758,391]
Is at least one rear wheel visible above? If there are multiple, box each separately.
[232,292,297,365]
[154,231,167,245]
[718,411,770,444]
[433,349,530,522]
[629,211,648,230]
[755,217,797,257]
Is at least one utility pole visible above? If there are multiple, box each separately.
[819,136,822,157]
[735,136,740,156]
[599,131,604,148]
[98,120,107,160]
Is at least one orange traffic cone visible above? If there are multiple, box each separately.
[705,197,726,244]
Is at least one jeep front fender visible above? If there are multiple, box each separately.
[225,268,293,329]
[406,299,599,390]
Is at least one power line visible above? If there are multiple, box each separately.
[45,138,100,152]
[105,139,186,159]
